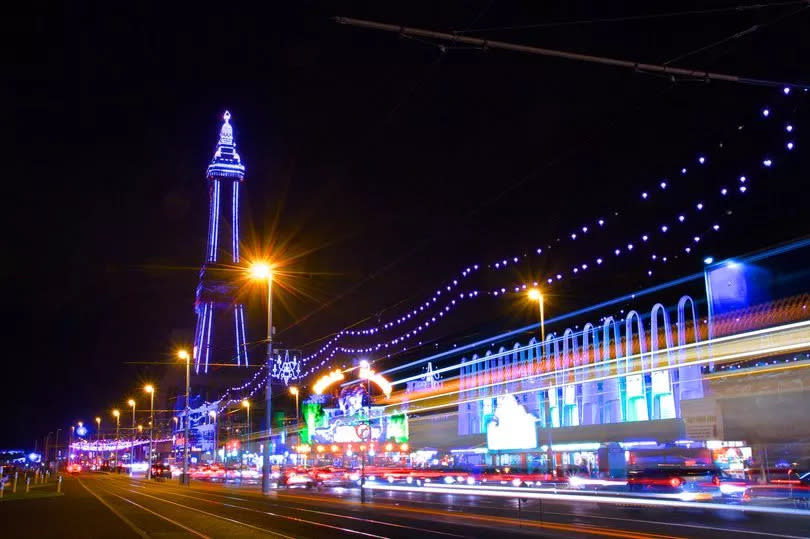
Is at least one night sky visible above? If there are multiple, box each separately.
[6,2,808,448]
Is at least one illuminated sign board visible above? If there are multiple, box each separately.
[486,394,538,451]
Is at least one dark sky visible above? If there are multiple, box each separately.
[5,1,809,447]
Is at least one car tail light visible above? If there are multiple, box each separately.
[669,477,682,488]
[712,475,721,486]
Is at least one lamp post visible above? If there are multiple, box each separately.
[358,360,373,503]
[95,417,101,466]
[178,349,191,486]
[112,410,120,467]
[528,288,553,474]
[250,262,274,495]
[69,426,75,466]
[242,399,251,456]
[128,399,136,475]
[144,385,155,479]
[289,387,299,445]
[209,411,217,463]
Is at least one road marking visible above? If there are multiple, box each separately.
[141,483,464,538]
[126,484,391,538]
[114,485,298,539]
[76,478,150,539]
[100,487,212,538]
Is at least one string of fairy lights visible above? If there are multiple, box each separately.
[199,87,802,407]
[292,88,803,377]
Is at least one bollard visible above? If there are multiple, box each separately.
[1,479,4,498]
[12,472,18,493]
[25,477,30,493]
[57,475,62,493]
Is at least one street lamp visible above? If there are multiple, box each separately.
[112,410,120,468]
[144,384,155,479]
[178,349,191,486]
[249,261,274,495]
[242,399,251,456]
[128,399,136,475]
[209,410,218,464]
[95,416,101,441]
[528,288,553,473]
[289,387,299,444]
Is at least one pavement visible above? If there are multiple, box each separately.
[0,473,808,538]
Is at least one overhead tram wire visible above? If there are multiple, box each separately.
[661,3,810,66]
[333,16,810,90]
[458,1,810,33]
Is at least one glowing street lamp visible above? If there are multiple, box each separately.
[112,410,120,466]
[289,387,300,443]
[209,410,218,463]
[127,399,136,475]
[178,348,191,486]
[144,384,155,479]
[95,417,101,444]
[249,261,274,495]
[528,288,553,472]
[527,288,545,341]
[242,399,251,455]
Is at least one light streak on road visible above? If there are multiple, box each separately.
[364,483,810,517]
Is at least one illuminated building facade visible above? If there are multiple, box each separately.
[192,111,251,373]
[457,295,706,441]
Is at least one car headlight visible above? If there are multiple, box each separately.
[466,477,476,485]
[512,478,522,487]
[444,476,455,484]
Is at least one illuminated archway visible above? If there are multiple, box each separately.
[312,370,345,395]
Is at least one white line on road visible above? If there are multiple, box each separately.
[76,478,151,539]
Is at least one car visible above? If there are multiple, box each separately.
[66,463,82,474]
[150,463,172,480]
[313,466,356,487]
[626,466,726,500]
[279,467,317,488]
[742,481,810,510]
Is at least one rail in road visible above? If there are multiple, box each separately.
[66,473,810,538]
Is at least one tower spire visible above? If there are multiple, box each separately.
[207,110,245,181]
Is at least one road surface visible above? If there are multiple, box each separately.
[2,473,808,538]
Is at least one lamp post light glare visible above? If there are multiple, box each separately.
[249,260,274,495]
[528,288,553,472]
[249,262,272,281]
[144,385,155,479]
[178,349,191,486]
[127,399,136,475]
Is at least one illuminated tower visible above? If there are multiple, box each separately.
[192,111,250,373]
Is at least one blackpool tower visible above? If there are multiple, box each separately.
[192,111,250,373]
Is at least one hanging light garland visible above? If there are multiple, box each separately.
[295,90,802,374]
